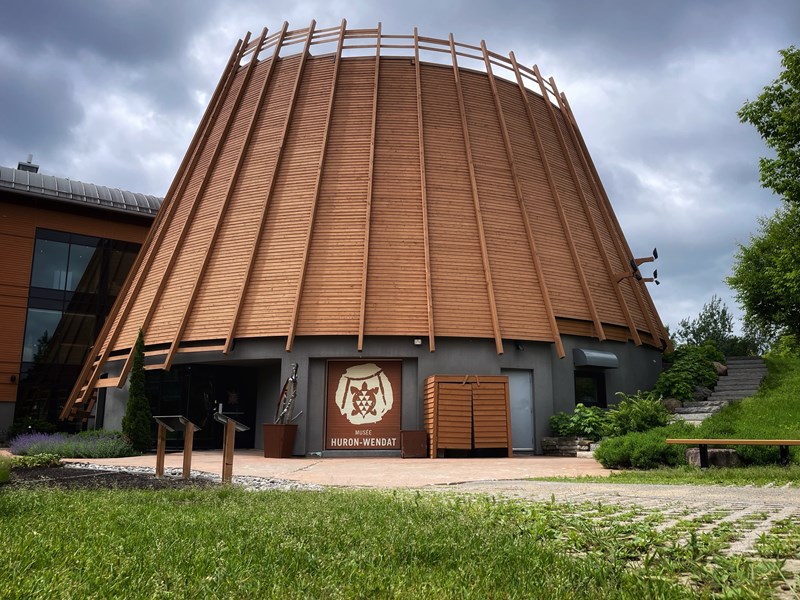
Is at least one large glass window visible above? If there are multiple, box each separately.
[66,242,98,291]
[17,229,141,424]
[30,239,69,289]
[21,308,62,362]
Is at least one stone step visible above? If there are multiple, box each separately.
[726,356,765,361]
[717,378,765,385]
[714,384,761,392]
[675,402,728,415]
[720,370,767,377]
[680,400,730,410]
[674,413,710,423]
[711,389,760,396]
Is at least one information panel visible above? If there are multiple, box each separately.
[326,360,402,450]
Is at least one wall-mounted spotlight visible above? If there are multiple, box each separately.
[615,248,660,284]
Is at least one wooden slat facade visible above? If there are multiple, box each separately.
[64,24,668,416]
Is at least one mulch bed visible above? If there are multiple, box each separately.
[4,467,218,491]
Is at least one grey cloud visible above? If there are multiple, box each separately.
[0,0,218,65]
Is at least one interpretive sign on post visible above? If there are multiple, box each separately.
[152,415,201,479]
[213,413,250,483]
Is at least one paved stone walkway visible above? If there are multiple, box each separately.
[443,479,800,560]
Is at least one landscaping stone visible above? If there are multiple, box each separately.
[693,386,713,401]
[685,448,743,467]
[713,361,728,376]
[542,436,594,457]
[661,397,683,413]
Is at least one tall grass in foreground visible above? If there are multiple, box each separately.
[0,488,789,599]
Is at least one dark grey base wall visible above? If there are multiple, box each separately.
[0,402,14,438]
[101,335,662,455]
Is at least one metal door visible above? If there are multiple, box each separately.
[503,369,534,452]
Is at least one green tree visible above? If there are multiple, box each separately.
[673,295,757,356]
[122,329,153,452]
[674,294,734,347]
[727,204,800,339]
[738,46,800,204]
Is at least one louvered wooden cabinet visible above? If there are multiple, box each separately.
[423,375,511,458]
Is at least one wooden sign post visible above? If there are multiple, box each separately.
[213,413,250,483]
[153,415,201,479]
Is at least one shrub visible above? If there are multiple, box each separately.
[608,391,671,436]
[655,343,719,401]
[594,423,694,469]
[11,453,62,468]
[0,456,10,483]
[548,404,611,441]
[766,334,800,358]
[7,417,57,439]
[9,431,136,458]
[123,329,153,452]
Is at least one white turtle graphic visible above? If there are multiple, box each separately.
[334,363,394,425]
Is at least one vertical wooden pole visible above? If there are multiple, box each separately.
[357,23,381,352]
[224,21,317,354]
[481,41,564,358]
[448,34,504,355]
[530,64,606,341]
[163,26,275,370]
[61,39,245,419]
[155,423,166,478]
[286,19,347,352]
[182,425,194,480]
[222,420,236,483]
[414,27,436,352]
[119,31,254,377]
[545,76,641,346]
[559,92,667,347]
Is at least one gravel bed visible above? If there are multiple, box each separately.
[5,462,323,492]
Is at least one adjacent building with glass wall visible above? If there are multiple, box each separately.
[0,160,160,436]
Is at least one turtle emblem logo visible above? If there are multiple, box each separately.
[334,363,394,425]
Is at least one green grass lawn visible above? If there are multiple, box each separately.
[695,355,800,445]
[539,465,800,486]
[0,487,795,599]
[544,355,800,486]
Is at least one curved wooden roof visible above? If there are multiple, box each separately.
[63,21,668,418]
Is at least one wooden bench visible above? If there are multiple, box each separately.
[665,438,800,468]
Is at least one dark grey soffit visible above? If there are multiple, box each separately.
[0,165,162,217]
[573,348,619,368]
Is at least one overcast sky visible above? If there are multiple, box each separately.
[1,0,797,334]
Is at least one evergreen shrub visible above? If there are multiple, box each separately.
[122,329,153,452]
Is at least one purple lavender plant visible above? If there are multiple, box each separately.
[9,432,69,456]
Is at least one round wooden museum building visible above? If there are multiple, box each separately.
[63,22,669,456]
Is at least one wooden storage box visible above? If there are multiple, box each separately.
[423,375,511,458]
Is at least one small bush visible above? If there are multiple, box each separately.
[594,423,695,469]
[548,404,611,441]
[609,391,671,436]
[766,334,800,358]
[0,456,10,483]
[11,453,62,468]
[10,431,136,458]
[7,417,57,439]
[655,343,719,401]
